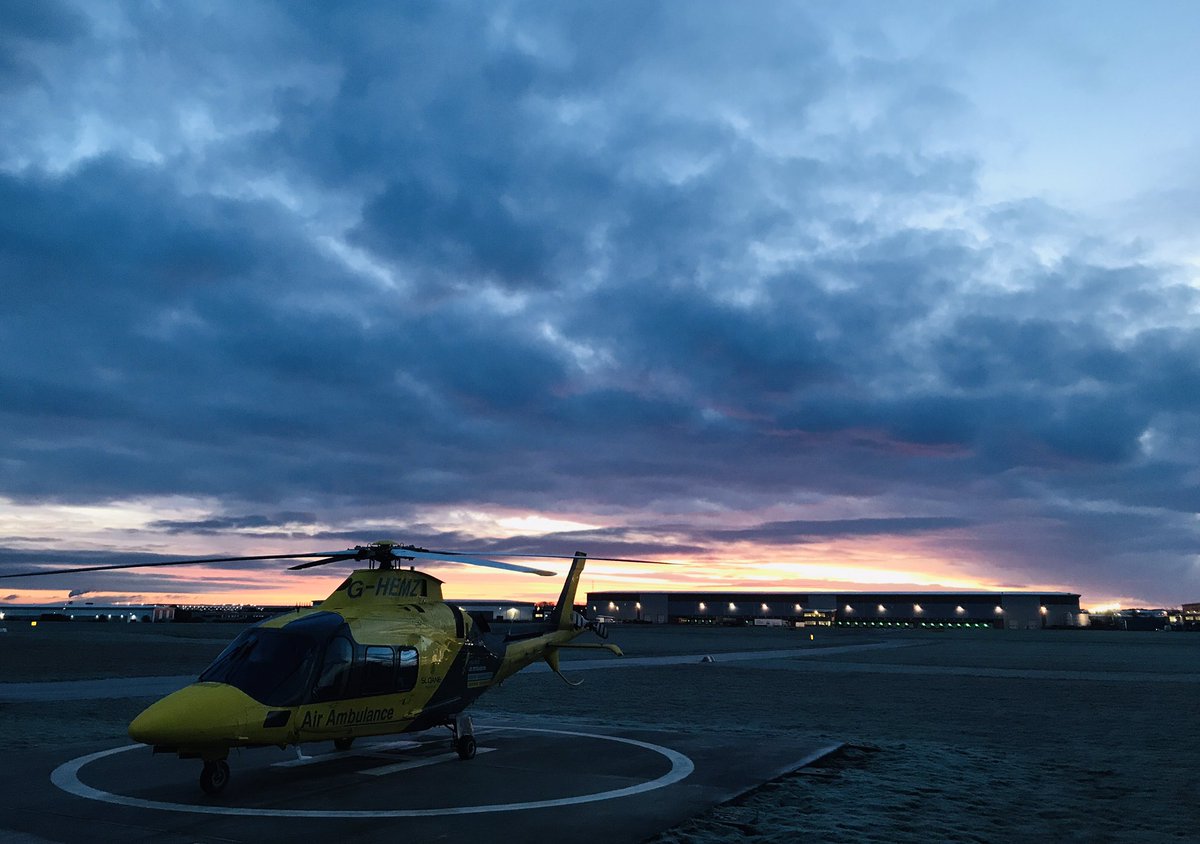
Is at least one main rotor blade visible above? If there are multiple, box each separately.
[286,556,356,571]
[0,550,360,580]
[390,548,555,576]
[447,551,678,565]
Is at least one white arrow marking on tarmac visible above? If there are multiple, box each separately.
[271,740,422,768]
[360,747,496,776]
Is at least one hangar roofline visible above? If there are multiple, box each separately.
[586,590,1081,597]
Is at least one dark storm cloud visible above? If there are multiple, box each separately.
[148,513,320,534]
[704,518,973,544]
[0,1,1198,604]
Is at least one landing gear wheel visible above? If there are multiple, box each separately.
[200,760,230,795]
[455,735,477,760]
[334,737,354,751]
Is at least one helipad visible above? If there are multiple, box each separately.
[3,717,841,843]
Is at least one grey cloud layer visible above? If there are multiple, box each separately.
[1,2,1197,603]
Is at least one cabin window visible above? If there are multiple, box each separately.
[360,645,396,697]
[354,645,418,695]
[397,647,418,692]
[312,636,354,702]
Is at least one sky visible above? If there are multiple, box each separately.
[2,1,1199,611]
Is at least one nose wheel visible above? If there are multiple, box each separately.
[200,759,230,795]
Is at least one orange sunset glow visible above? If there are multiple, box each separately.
[0,500,1110,609]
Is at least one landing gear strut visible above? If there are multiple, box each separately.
[447,713,477,760]
[200,759,230,795]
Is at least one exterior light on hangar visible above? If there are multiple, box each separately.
[994,606,1004,614]
[845,605,853,613]
[728,603,737,611]
[698,602,706,611]
[914,604,923,613]
[760,603,768,612]
[956,606,965,614]
[877,604,886,613]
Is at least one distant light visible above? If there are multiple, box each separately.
[699,602,706,611]
[635,602,641,610]
[31,620,37,627]
[608,602,616,609]
[1040,606,1048,615]
[956,606,965,614]
[994,606,1004,614]
[845,605,853,613]
[794,604,802,611]
[729,603,737,611]
[761,603,768,611]
[877,604,886,613]
[914,604,923,613]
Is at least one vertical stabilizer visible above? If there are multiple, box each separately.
[548,551,587,629]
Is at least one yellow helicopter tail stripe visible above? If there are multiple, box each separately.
[549,551,587,630]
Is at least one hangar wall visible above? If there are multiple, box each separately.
[585,590,1083,629]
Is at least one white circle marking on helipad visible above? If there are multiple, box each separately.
[51,726,695,817]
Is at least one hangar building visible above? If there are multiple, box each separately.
[585,590,1083,630]
[0,603,174,623]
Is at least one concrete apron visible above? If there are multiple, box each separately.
[2,716,841,844]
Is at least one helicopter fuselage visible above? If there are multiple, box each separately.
[128,566,592,761]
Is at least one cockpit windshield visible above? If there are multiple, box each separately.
[199,612,345,706]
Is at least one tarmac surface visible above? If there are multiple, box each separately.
[5,624,1200,840]
[1,715,841,843]
[0,640,915,701]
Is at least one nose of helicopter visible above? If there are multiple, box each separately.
[129,682,256,747]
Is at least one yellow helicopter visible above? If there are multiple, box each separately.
[2,541,650,794]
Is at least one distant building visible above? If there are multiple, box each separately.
[172,604,308,623]
[451,600,537,622]
[0,599,546,626]
[0,603,173,623]
[1087,608,1171,632]
[1176,603,1200,631]
[585,590,1083,630]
